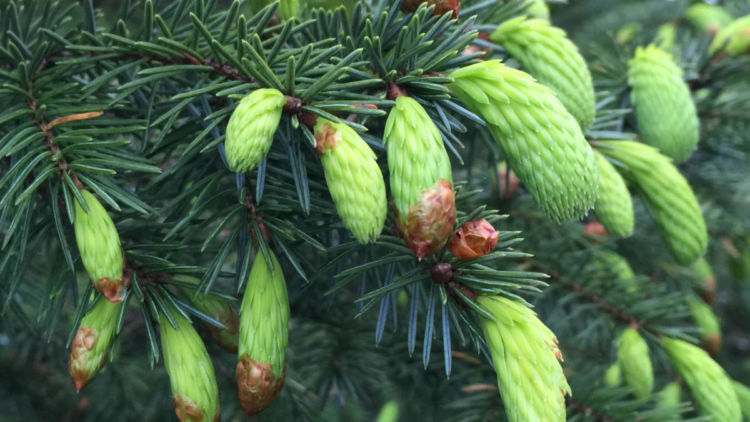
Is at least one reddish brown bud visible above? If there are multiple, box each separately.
[430,262,454,285]
[462,32,491,58]
[583,220,608,237]
[173,392,206,422]
[396,179,456,259]
[497,162,519,199]
[703,333,721,357]
[69,327,98,392]
[237,355,286,416]
[400,0,459,19]
[449,219,499,260]
[698,276,717,304]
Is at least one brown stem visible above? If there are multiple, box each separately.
[461,383,497,393]
[451,350,482,365]
[26,88,84,189]
[243,192,269,243]
[386,81,406,100]
[106,51,313,119]
[546,271,652,334]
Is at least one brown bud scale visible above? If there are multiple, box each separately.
[236,355,286,416]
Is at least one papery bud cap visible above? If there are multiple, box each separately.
[449,219,498,260]
[400,0,459,18]
[69,298,120,391]
[396,179,456,259]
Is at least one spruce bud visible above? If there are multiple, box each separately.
[593,152,634,237]
[692,257,716,303]
[687,297,721,356]
[734,381,750,421]
[604,363,621,386]
[655,382,681,421]
[159,311,220,422]
[710,15,750,56]
[448,219,498,260]
[69,297,120,391]
[450,60,598,222]
[74,190,125,303]
[685,3,733,34]
[175,275,239,353]
[617,327,653,399]
[627,45,699,162]
[385,96,455,258]
[490,16,595,129]
[237,249,290,416]
[596,141,707,264]
[662,337,741,421]
[314,118,387,244]
[225,88,286,173]
[478,295,570,422]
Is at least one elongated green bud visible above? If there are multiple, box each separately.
[662,337,741,421]
[69,297,120,391]
[159,311,220,422]
[249,0,297,19]
[594,152,633,237]
[385,96,454,258]
[604,363,621,386]
[710,15,750,56]
[478,295,570,422]
[595,251,637,293]
[237,250,290,416]
[175,275,239,353]
[490,17,595,129]
[74,190,125,303]
[655,22,676,52]
[526,0,549,19]
[734,381,750,421]
[655,382,681,422]
[503,0,549,19]
[616,22,642,44]
[596,251,634,280]
[627,45,699,162]
[692,257,716,303]
[596,141,707,264]
[278,0,298,19]
[617,327,653,399]
[685,3,733,33]
[687,297,721,356]
[376,401,400,422]
[450,60,598,221]
[314,118,387,243]
[225,88,286,173]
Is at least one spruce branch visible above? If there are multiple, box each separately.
[24,79,87,190]
[549,272,645,329]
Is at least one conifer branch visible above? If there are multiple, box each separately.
[25,80,84,189]
[547,271,648,331]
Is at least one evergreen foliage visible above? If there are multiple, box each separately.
[1,0,750,421]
